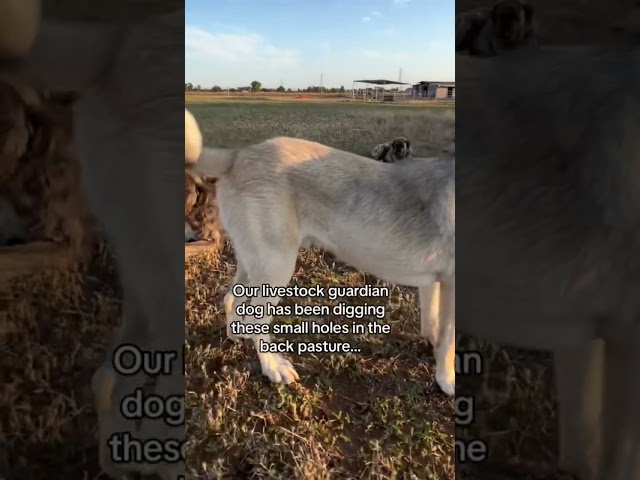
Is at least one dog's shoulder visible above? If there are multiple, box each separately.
[258,136,338,164]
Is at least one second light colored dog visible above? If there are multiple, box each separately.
[187,121,456,396]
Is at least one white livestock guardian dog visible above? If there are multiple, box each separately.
[186,110,456,396]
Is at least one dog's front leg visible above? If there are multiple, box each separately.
[601,334,640,480]
[554,341,606,479]
[243,285,300,384]
[224,248,300,384]
[248,283,300,384]
[555,333,640,480]
[75,91,184,480]
[431,278,455,396]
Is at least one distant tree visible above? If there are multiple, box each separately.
[287,88,292,92]
[276,85,285,92]
[250,80,262,92]
[195,84,201,91]
[339,85,345,92]
[185,82,193,91]
[211,85,222,92]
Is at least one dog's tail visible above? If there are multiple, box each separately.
[187,147,237,179]
[20,20,123,92]
[185,107,236,179]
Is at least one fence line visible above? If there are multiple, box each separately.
[350,88,454,103]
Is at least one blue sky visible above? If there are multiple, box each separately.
[185,0,454,90]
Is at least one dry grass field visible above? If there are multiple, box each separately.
[184,100,456,479]
[185,91,455,108]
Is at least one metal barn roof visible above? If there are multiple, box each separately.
[354,79,410,85]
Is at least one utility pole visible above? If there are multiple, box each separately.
[399,68,403,83]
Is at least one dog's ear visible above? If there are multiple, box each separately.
[491,0,534,42]
[489,1,501,25]
[456,12,482,51]
[372,143,389,160]
[492,1,521,30]
[392,138,403,155]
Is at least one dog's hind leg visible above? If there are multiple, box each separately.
[419,281,440,345]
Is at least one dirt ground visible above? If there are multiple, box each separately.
[1,244,119,479]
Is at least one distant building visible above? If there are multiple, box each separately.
[412,81,455,99]
[352,79,409,102]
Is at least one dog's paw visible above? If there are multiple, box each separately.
[92,360,184,480]
[436,371,455,397]
[371,143,388,160]
[261,353,300,384]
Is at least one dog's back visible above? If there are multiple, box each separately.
[215,137,454,283]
